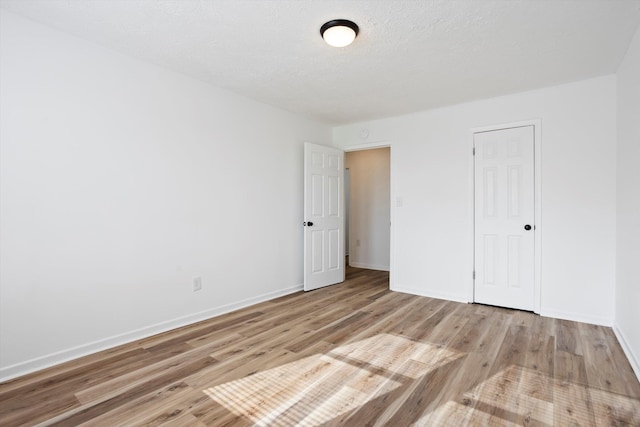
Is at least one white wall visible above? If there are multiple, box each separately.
[345,148,390,271]
[334,76,617,325]
[615,25,640,379]
[0,10,331,380]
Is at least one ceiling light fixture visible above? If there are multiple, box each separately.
[320,19,359,47]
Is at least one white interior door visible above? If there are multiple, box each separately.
[304,143,345,291]
[474,126,535,311]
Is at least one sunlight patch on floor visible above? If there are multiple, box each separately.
[419,364,640,426]
[421,366,553,426]
[203,333,462,426]
[588,387,640,425]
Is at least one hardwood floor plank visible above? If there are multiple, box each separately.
[187,347,296,391]
[421,311,514,425]
[74,340,226,405]
[1,393,80,427]
[47,358,217,426]
[135,391,211,427]
[556,319,584,356]
[589,388,640,427]
[0,342,142,396]
[602,331,640,399]
[374,355,466,426]
[523,315,555,377]
[347,295,440,344]
[553,381,597,427]
[579,322,626,396]
[157,413,207,427]
[555,349,589,387]
[284,311,370,353]
[75,381,196,427]
[140,312,264,351]
[489,321,529,376]
[1,266,638,426]
[0,346,148,404]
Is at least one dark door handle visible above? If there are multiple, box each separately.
[524,224,532,231]
[304,221,314,227]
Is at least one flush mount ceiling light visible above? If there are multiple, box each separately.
[320,19,359,47]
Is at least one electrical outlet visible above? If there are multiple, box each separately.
[356,239,361,247]
[193,277,202,292]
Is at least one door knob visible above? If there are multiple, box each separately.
[524,224,532,231]
[304,221,314,227]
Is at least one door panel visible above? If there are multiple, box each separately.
[304,143,345,291]
[474,126,535,310]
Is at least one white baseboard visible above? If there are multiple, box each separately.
[539,308,612,327]
[349,262,389,271]
[613,323,640,383]
[0,284,303,382]
[391,284,469,304]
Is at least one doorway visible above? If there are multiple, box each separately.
[345,147,391,273]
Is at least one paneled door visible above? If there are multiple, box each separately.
[304,143,345,291]
[474,126,535,311]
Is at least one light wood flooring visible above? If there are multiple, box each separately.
[1,265,639,426]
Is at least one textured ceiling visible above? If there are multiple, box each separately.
[1,0,640,125]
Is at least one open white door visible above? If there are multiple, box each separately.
[304,143,345,291]
[474,126,535,311]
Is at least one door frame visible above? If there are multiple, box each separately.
[343,141,393,289]
[468,119,542,313]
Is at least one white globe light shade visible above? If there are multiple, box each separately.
[323,25,356,47]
